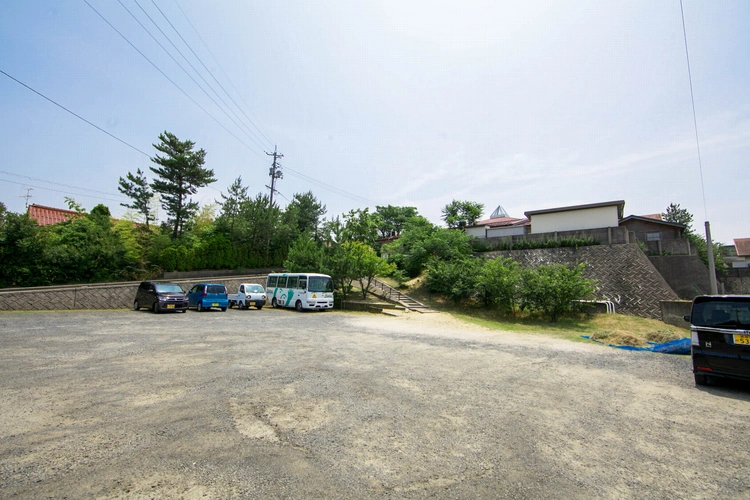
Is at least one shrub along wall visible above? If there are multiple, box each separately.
[483,243,679,319]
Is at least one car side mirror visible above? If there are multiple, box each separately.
[683,315,690,322]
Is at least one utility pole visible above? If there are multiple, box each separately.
[20,187,33,209]
[265,146,283,206]
[705,221,719,294]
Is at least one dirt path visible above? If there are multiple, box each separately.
[0,309,748,498]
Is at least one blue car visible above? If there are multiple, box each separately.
[187,283,229,312]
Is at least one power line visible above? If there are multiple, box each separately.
[0,69,150,157]
[0,178,128,205]
[149,0,273,151]
[279,163,376,206]
[84,0,265,161]
[0,170,128,198]
[679,0,708,221]
[121,0,269,154]
[170,0,275,147]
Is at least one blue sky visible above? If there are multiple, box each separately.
[1,1,748,243]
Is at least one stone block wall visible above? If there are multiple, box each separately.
[484,243,679,319]
[0,275,269,311]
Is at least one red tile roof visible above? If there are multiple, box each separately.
[471,216,528,228]
[641,213,663,220]
[27,204,81,226]
[734,238,750,257]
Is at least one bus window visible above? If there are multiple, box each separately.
[308,276,333,293]
[277,276,287,288]
[288,276,298,289]
[267,276,278,288]
[298,278,307,290]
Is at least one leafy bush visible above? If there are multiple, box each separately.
[519,263,596,322]
[476,257,521,313]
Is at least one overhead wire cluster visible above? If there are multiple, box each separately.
[2,0,378,210]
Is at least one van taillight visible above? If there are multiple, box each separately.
[202,289,207,297]
[696,366,713,372]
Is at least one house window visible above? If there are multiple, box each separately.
[647,232,661,241]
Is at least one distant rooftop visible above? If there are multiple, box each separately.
[735,238,750,257]
[27,204,81,226]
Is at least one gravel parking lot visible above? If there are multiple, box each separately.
[1,308,749,499]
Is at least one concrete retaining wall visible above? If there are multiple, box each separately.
[660,300,692,329]
[648,255,712,300]
[0,275,269,311]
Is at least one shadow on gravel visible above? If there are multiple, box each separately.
[694,378,750,400]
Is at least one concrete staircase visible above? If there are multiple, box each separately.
[368,278,435,313]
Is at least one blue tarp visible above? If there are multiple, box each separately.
[581,336,691,355]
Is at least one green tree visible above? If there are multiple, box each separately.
[519,263,596,322]
[150,131,216,239]
[382,216,437,277]
[662,203,694,234]
[662,203,725,274]
[374,205,418,238]
[426,257,483,305]
[476,257,521,313]
[118,168,154,229]
[0,205,48,287]
[284,233,325,272]
[342,208,378,246]
[217,176,249,241]
[441,200,484,228]
[346,241,396,299]
[282,191,327,239]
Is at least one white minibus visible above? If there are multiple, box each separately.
[266,273,334,311]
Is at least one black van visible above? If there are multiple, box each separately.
[686,295,750,385]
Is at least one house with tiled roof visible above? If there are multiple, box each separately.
[725,238,750,268]
[27,204,82,226]
[465,205,529,239]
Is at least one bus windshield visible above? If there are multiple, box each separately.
[308,276,333,293]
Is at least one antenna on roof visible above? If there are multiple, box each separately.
[490,205,508,219]
[20,187,33,209]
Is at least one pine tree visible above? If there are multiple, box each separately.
[118,168,154,229]
[149,132,215,239]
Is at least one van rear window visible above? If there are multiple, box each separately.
[207,285,226,294]
[692,297,750,329]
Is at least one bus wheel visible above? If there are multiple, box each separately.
[295,300,304,312]
[272,298,278,308]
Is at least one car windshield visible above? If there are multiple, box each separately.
[155,284,183,294]
[247,285,264,293]
[692,298,750,329]
[308,276,333,293]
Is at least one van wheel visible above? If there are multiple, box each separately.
[152,302,159,314]
[221,307,227,312]
[197,302,204,312]
[295,300,304,312]
[694,373,709,386]
[133,300,140,311]
[272,298,278,308]
[256,304,263,310]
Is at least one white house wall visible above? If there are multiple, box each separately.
[466,226,487,238]
[487,226,527,238]
[530,206,619,234]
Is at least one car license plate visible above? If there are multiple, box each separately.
[734,334,750,345]
[212,303,219,307]
[166,304,174,309]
